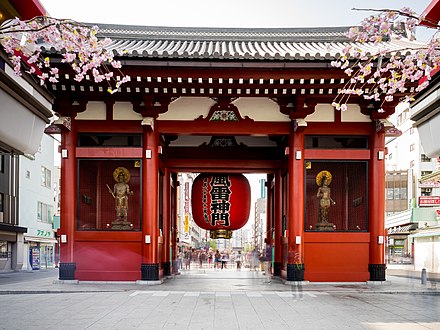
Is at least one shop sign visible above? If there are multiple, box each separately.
[419,196,440,206]
[419,182,440,188]
[29,247,40,270]
[37,230,52,237]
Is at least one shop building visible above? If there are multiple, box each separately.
[0,0,53,272]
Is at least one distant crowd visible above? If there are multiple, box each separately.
[177,247,267,271]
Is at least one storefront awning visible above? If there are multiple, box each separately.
[0,61,53,155]
[411,207,438,221]
[411,75,440,158]
[410,229,440,238]
[419,170,440,186]
[387,223,418,235]
[24,236,58,244]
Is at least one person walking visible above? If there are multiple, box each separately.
[264,244,272,283]
[214,250,221,270]
[236,251,242,271]
[184,248,192,270]
[207,250,213,268]
[177,248,183,271]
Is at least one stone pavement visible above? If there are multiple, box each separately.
[0,268,439,329]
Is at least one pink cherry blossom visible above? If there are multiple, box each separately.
[0,16,129,93]
[331,7,435,113]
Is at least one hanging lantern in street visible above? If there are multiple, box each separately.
[191,173,251,239]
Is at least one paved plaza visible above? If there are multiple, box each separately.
[0,267,439,329]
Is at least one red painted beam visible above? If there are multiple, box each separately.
[422,0,440,27]
[157,120,290,135]
[305,149,370,160]
[10,0,47,19]
[164,158,283,172]
[76,147,143,158]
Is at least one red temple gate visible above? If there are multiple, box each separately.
[45,24,417,282]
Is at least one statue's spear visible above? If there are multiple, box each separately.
[106,184,115,198]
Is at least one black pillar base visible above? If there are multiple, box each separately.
[287,263,305,281]
[59,262,76,280]
[274,262,282,277]
[368,264,386,281]
[162,261,171,276]
[141,263,159,281]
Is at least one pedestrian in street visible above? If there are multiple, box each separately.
[264,244,272,283]
[221,250,229,269]
[236,251,242,271]
[184,247,192,270]
[207,249,213,268]
[198,249,205,269]
[177,248,183,271]
[214,250,221,270]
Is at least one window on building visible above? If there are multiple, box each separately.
[0,241,9,259]
[41,166,51,188]
[421,154,431,162]
[37,201,53,223]
[25,170,30,179]
[410,127,415,134]
[0,193,3,222]
[409,144,415,152]
[410,160,414,168]
[0,155,3,173]
[385,171,409,213]
[402,109,410,122]
[421,171,432,177]
[421,188,432,196]
[386,188,394,199]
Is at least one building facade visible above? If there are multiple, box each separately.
[19,134,57,270]
[0,0,53,272]
[385,101,440,274]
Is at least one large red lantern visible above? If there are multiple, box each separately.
[191,173,251,239]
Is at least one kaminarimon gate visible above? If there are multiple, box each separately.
[45,25,415,283]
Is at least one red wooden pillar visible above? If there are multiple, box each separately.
[287,125,305,281]
[368,130,386,281]
[274,170,283,276]
[141,126,160,281]
[162,168,171,276]
[58,119,77,280]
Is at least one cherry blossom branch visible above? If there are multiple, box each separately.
[0,16,129,93]
[331,7,438,113]
[351,8,440,28]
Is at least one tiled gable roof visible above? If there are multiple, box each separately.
[91,24,422,61]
